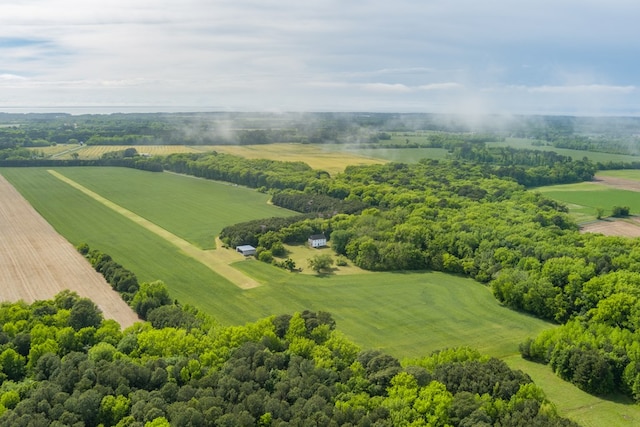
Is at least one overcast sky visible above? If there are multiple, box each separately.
[1,0,639,115]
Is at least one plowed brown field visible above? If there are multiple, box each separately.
[0,174,139,328]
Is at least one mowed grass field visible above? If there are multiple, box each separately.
[49,167,294,249]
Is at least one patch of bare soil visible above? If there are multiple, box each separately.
[0,174,139,328]
[592,176,640,192]
[580,218,640,238]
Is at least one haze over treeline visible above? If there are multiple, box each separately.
[1,112,640,147]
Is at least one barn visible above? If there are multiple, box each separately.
[236,245,257,256]
[308,234,327,248]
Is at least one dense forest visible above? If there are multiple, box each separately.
[0,291,578,426]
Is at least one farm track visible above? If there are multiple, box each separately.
[0,174,140,328]
[47,170,260,290]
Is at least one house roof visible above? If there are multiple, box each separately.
[236,245,256,251]
[309,234,326,240]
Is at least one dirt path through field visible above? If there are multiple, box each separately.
[48,170,260,290]
[0,174,140,328]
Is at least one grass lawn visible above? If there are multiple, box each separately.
[231,262,553,360]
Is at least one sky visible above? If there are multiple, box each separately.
[0,0,639,115]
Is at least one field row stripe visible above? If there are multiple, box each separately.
[47,170,260,290]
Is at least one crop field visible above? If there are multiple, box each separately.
[207,143,385,176]
[48,167,294,249]
[597,169,640,181]
[535,180,640,223]
[62,144,205,159]
[0,174,139,328]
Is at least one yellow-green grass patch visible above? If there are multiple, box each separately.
[207,143,384,175]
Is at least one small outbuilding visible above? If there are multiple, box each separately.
[236,245,257,256]
[308,234,327,248]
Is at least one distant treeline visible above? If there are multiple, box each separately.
[1,111,640,152]
[0,157,163,172]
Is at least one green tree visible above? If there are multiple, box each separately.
[69,298,103,331]
[131,281,171,318]
[308,254,334,273]
[0,349,26,381]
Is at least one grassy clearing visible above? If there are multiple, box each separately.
[279,243,372,276]
[505,356,640,427]
[230,261,553,359]
[52,167,294,249]
[535,182,640,222]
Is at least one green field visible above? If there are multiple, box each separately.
[598,169,640,181]
[45,167,295,249]
[535,181,640,223]
[3,166,640,425]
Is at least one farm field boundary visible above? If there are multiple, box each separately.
[0,174,139,328]
[47,170,260,290]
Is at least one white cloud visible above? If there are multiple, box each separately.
[527,84,636,94]
[418,83,464,91]
[0,1,638,114]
